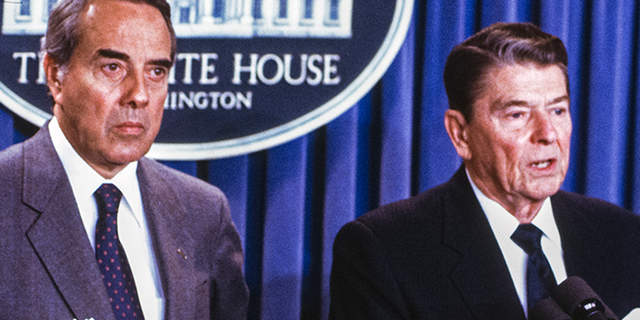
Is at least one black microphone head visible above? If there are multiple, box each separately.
[530,297,571,320]
[553,276,618,320]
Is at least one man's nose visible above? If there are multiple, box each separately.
[531,111,558,145]
[122,69,149,109]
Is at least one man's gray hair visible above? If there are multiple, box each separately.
[41,0,177,67]
[443,22,569,122]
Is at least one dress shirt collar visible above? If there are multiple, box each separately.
[465,169,562,254]
[48,117,143,227]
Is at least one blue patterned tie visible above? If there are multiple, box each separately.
[94,184,145,320]
[511,224,557,314]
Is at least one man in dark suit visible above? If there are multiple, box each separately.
[329,22,640,319]
[0,0,248,319]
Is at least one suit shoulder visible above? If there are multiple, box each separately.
[353,181,452,236]
[553,190,640,228]
[0,142,24,169]
[553,190,636,215]
[0,142,25,186]
[138,157,226,201]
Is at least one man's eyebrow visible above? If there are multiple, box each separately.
[96,49,130,62]
[546,95,570,106]
[149,58,173,70]
[96,49,172,69]
[492,95,570,111]
[492,99,530,111]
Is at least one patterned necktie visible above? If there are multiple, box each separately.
[511,224,557,314]
[94,183,145,320]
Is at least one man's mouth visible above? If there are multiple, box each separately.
[115,122,144,135]
[531,159,553,169]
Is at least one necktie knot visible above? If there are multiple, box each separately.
[95,184,123,215]
[511,223,544,254]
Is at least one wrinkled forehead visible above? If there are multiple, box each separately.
[470,62,569,115]
[80,0,156,28]
[74,0,172,58]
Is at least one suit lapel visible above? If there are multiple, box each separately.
[22,127,115,320]
[442,167,526,320]
[138,159,208,320]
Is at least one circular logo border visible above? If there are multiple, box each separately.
[0,0,414,160]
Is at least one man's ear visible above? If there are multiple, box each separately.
[43,53,64,104]
[444,109,472,160]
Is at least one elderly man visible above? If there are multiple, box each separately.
[329,22,640,319]
[0,0,248,319]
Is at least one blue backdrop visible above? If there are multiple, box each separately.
[1,0,639,319]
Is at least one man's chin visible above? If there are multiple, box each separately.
[525,182,563,200]
[108,143,153,163]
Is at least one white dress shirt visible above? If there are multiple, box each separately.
[466,170,567,317]
[49,117,165,319]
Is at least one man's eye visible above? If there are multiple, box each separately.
[554,108,566,115]
[152,68,166,77]
[510,113,523,119]
[104,63,120,72]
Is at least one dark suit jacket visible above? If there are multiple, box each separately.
[0,125,248,320]
[329,166,640,319]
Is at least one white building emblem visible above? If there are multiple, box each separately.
[2,0,353,38]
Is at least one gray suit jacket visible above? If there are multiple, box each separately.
[0,125,248,319]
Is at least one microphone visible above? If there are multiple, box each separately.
[553,277,618,320]
[529,296,571,320]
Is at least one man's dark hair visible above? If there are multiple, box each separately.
[41,0,177,67]
[443,22,569,121]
